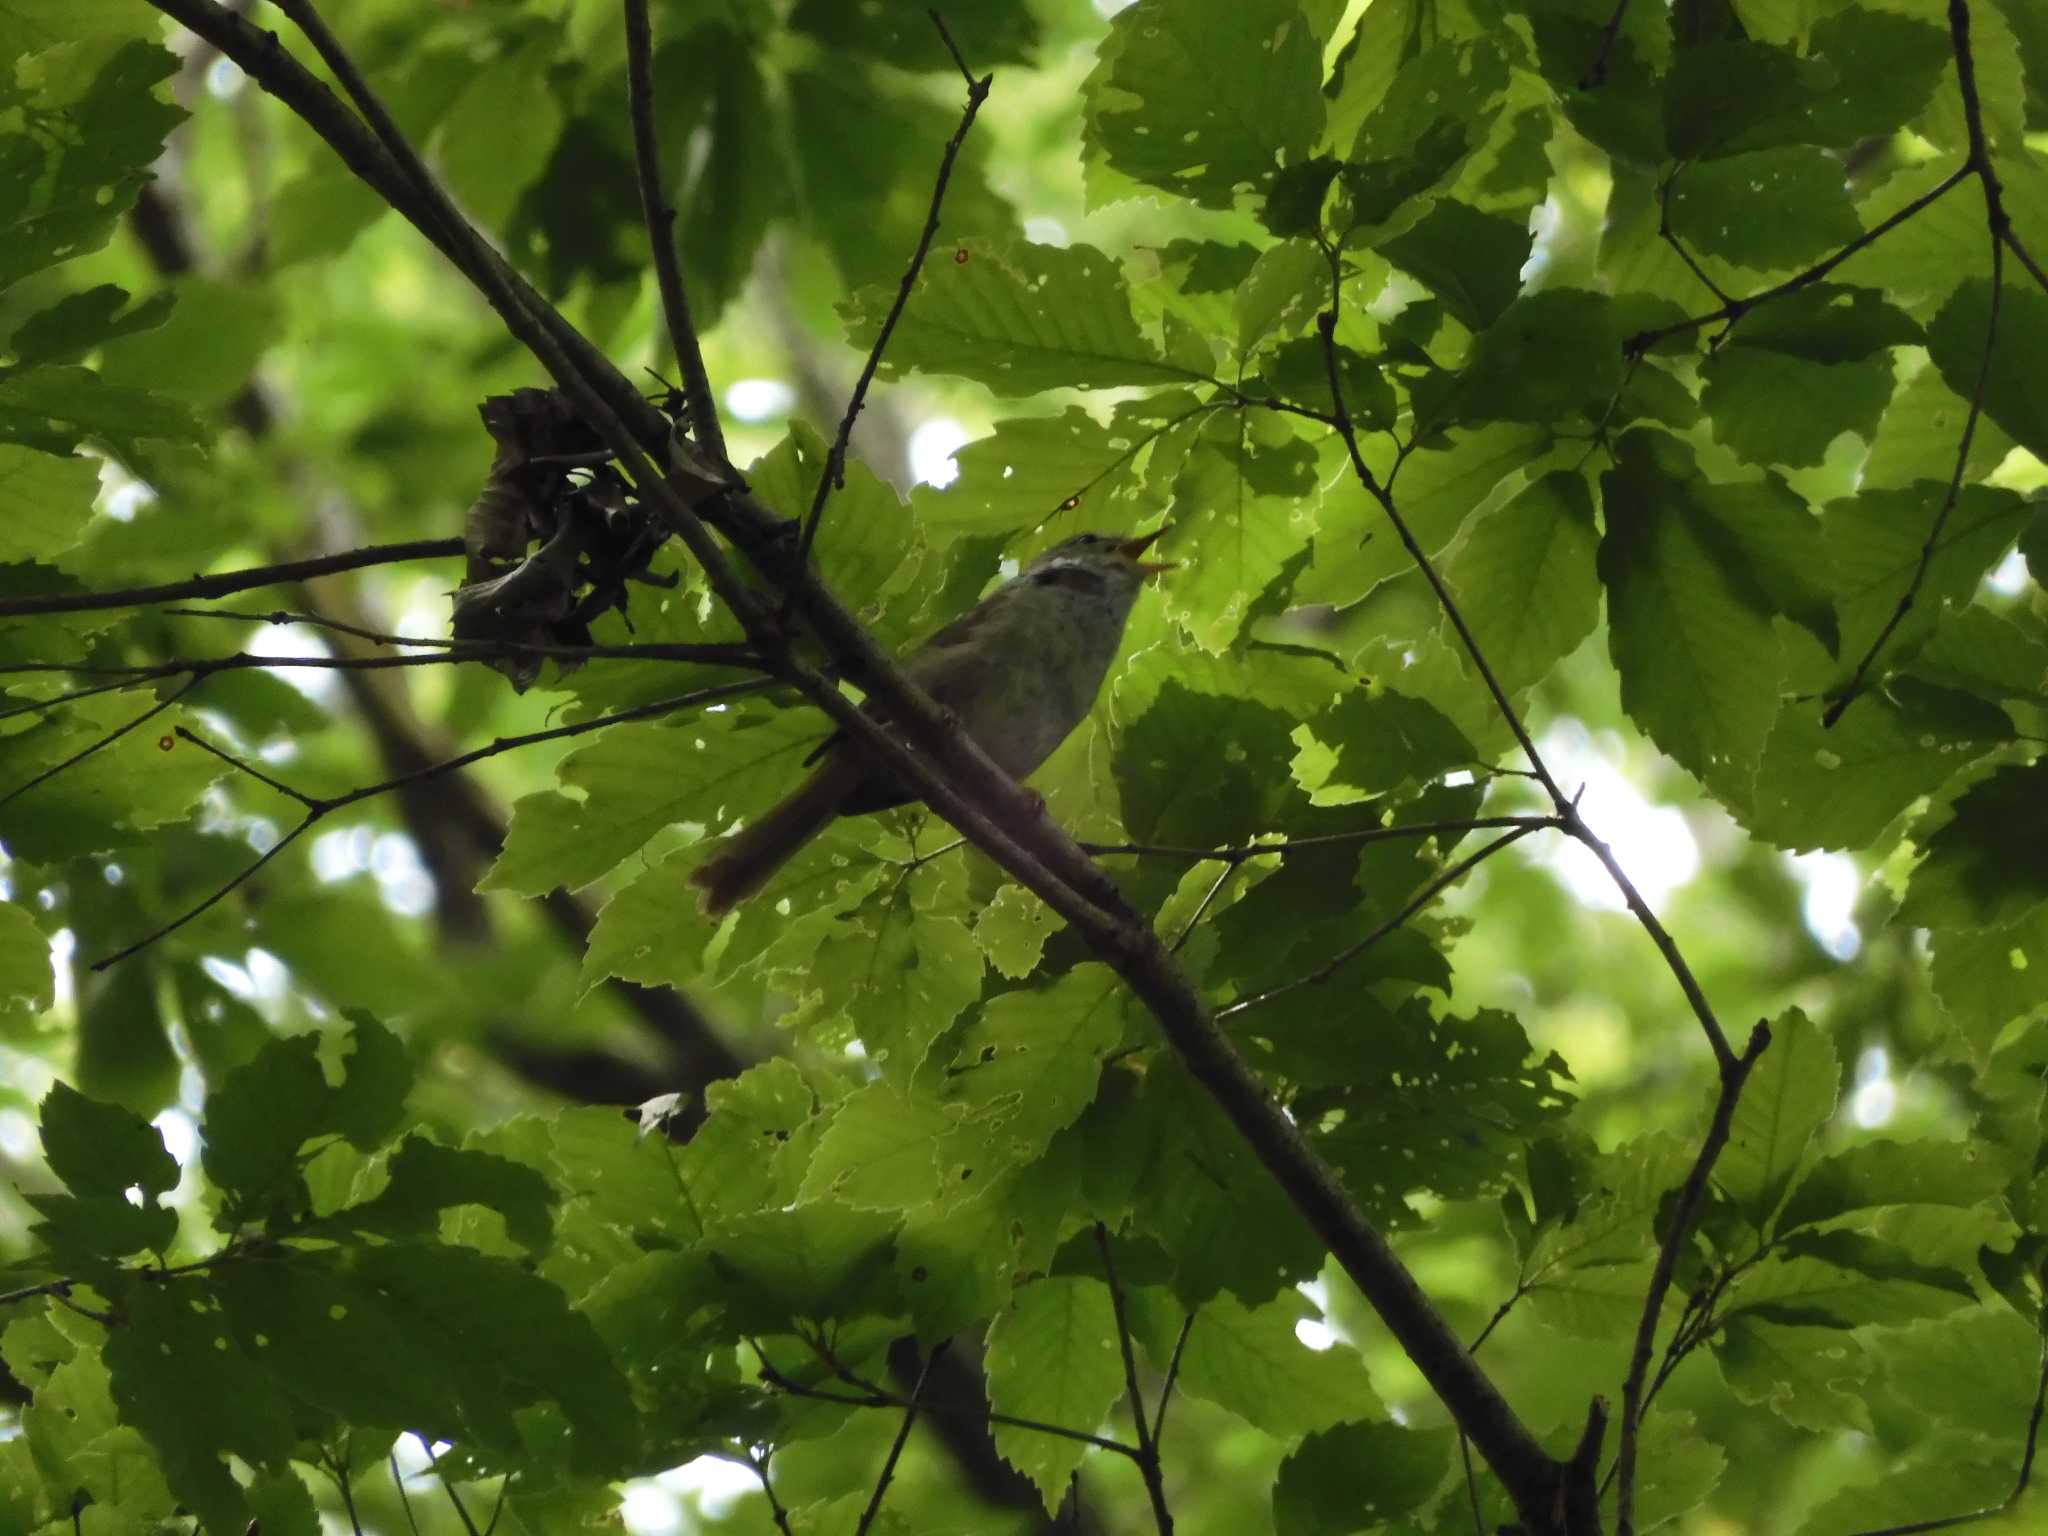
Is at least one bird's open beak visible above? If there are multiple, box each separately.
[1120,527,1177,575]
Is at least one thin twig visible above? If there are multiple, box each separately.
[0,676,198,813]
[0,538,461,619]
[324,1448,366,1536]
[90,677,767,970]
[622,0,725,462]
[1150,1313,1194,1449]
[1613,1021,1771,1536]
[1170,865,1234,953]
[1623,166,1971,356]
[855,1346,935,1536]
[2005,227,2048,298]
[790,11,991,581]
[390,1449,422,1536]
[1824,0,2008,727]
[1578,0,1630,88]
[1097,1225,1173,1535]
[1216,824,1541,1022]
[1657,167,1732,305]
[163,603,767,668]
[756,1350,1140,1457]
[1082,815,1562,866]
[747,1450,798,1536]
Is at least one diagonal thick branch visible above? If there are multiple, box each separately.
[148,2,1573,1522]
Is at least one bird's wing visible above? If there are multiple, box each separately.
[797,598,999,771]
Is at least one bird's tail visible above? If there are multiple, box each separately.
[688,755,860,917]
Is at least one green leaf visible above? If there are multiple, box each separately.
[801,1084,956,1210]
[0,41,184,290]
[1295,685,1476,799]
[1663,41,1825,158]
[1719,1008,1838,1228]
[431,43,563,230]
[1631,1410,1728,1530]
[1822,484,2031,689]
[0,899,52,1016]
[975,881,1063,979]
[1376,198,1531,330]
[1713,1316,1872,1431]
[840,239,1206,396]
[1702,350,1894,470]
[1668,148,1862,271]
[1273,1420,1452,1535]
[1930,906,2048,1059]
[789,0,1039,70]
[6,284,173,367]
[1115,679,1300,846]
[200,1017,413,1227]
[0,365,205,464]
[1439,468,1601,696]
[1429,289,1623,429]
[487,705,824,896]
[103,1284,296,1535]
[933,965,1131,1187]
[37,1081,177,1198]
[806,896,985,1080]
[705,1201,899,1330]
[97,278,283,407]
[1926,280,2048,463]
[983,1276,1124,1509]
[343,1135,556,1252]
[1171,1292,1383,1438]
[1084,0,1325,210]
[1747,681,2013,853]
[1898,763,2048,932]
[1598,433,1793,798]
[347,1241,637,1471]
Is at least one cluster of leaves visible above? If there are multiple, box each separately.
[1,0,2048,1532]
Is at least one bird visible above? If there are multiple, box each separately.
[688,529,1173,915]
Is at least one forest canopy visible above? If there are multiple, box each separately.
[1,0,2047,1534]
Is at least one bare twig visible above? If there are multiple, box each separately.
[1614,1021,1771,1536]
[1082,815,1562,866]
[0,677,198,813]
[622,0,726,462]
[1150,1314,1194,1449]
[746,1450,798,1536]
[1823,0,2008,728]
[790,11,992,581]
[1623,167,1971,357]
[1216,823,1542,1022]
[0,538,461,619]
[1578,0,1630,88]
[163,603,766,669]
[90,677,767,970]
[855,1346,936,1536]
[1096,1225,1173,1536]
[755,1349,1139,1457]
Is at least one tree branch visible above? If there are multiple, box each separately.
[0,538,461,619]
[90,678,765,970]
[1823,0,2009,727]
[855,1346,934,1536]
[1097,1224,1174,1536]
[1217,822,1547,1022]
[1614,1021,1771,1536]
[621,0,725,462]
[791,11,991,578]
